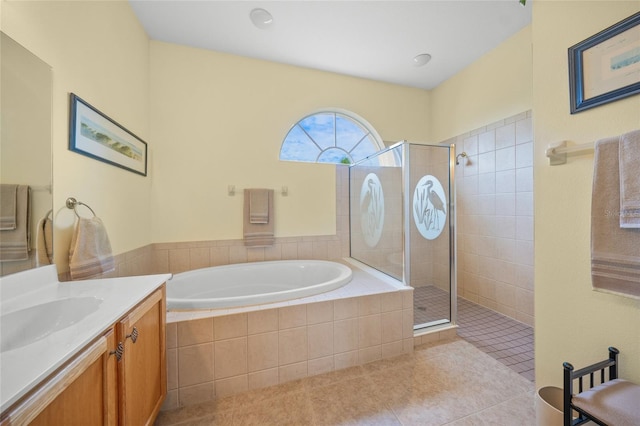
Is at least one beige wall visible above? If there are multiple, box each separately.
[149,41,429,242]
[533,1,640,386]
[429,26,533,143]
[1,1,152,272]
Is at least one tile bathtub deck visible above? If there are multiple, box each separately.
[155,338,535,426]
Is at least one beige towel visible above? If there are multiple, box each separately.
[619,129,640,228]
[591,135,640,298]
[0,185,31,261]
[244,189,274,247]
[36,210,53,266]
[249,189,270,224]
[69,216,115,280]
[0,184,18,230]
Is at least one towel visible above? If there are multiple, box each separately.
[69,216,115,280]
[0,185,31,261]
[249,189,270,224]
[619,129,640,228]
[0,184,18,230]
[591,134,640,298]
[36,210,53,266]
[244,189,274,246]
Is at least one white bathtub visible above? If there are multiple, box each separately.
[167,260,352,310]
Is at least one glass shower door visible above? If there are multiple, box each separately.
[408,144,454,330]
[349,142,456,332]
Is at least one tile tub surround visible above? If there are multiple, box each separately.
[162,265,415,410]
[155,338,536,425]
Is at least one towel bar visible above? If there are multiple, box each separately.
[66,197,96,218]
[228,185,288,196]
[546,141,595,165]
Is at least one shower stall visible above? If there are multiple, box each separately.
[349,142,456,331]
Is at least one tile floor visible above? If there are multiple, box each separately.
[413,286,535,382]
[154,338,536,425]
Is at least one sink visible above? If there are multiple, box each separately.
[1,297,103,352]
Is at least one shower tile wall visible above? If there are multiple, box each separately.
[448,111,534,326]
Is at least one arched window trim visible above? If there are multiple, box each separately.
[280,108,384,165]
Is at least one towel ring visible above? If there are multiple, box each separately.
[66,197,96,218]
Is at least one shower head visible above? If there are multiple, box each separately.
[456,152,468,165]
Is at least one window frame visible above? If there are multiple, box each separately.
[279,108,385,165]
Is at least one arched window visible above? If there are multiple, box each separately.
[280,110,384,165]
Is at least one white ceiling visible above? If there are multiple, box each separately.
[129,1,531,90]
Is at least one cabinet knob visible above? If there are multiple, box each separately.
[126,327,139,344]
[110,342,124,361]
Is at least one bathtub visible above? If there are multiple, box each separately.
[167,260,352,310]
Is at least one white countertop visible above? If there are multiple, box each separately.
[0,265,171,413]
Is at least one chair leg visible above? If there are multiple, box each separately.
[563,362,574,426]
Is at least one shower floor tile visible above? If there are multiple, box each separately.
[413,286,535,382]
[155,338,535,426]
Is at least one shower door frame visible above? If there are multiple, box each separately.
[348,141,458,331]
[405,143,457,331]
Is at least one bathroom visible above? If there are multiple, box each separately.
[1,1,639,425]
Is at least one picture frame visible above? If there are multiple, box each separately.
[568,12,640,114]
[69,93,148,176]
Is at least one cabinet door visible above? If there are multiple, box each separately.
[11,333,111,426]
[117,286,166,426]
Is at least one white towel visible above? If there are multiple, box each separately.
[619,129,640,228]
[69,216,115,280]
[591,134,640,298]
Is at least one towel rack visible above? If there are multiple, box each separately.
[31,184,52,194]
[227,185,289,196]
[66,197,96,218]
[546,141,595,166]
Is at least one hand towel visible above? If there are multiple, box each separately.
[0,184,18,230]
[619,129,640,228]
[69,216,115,280]
[36,210,53,266]
[249,189,269,224]
[0,185,31,261]
[591,135,640,298]
[244,189,274,247]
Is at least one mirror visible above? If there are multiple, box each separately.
[0,32,53,277]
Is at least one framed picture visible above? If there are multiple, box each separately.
[69,93,147,176]
[568,12,640,114]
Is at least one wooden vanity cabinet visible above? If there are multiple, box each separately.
[117,287,166,426]
[0,286,166,426]
[18,329,115,426]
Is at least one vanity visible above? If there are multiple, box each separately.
[0,265,171,425]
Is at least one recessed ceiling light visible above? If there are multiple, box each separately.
[413,53,432,67]
[250,8,273,29]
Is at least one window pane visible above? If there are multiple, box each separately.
[298,113,335,150]
[281,125,321,162]
[350,134,379,163]
[317,148,351,164]
[336,114,366,152]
